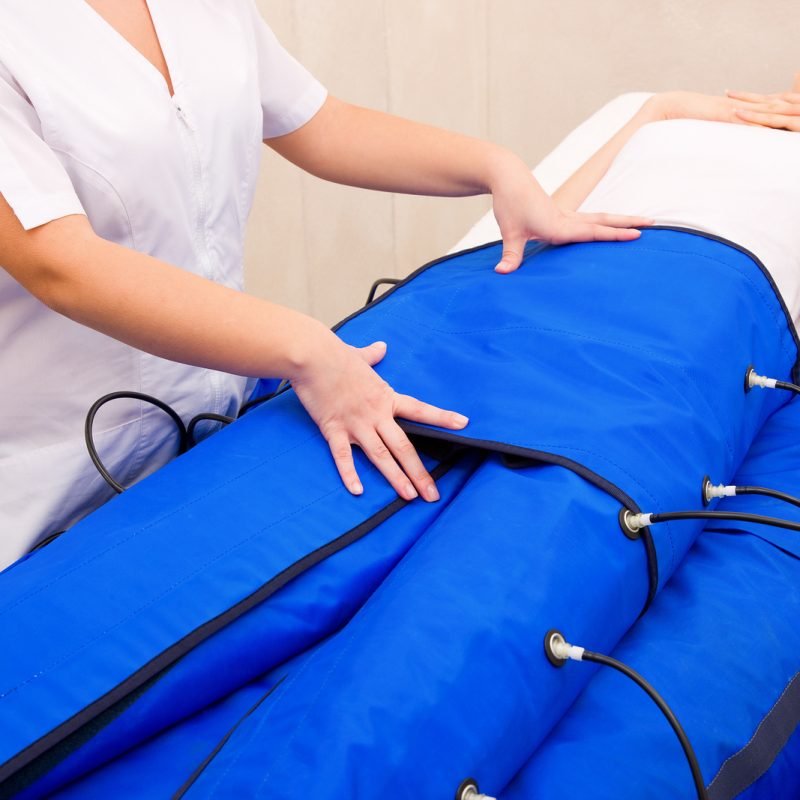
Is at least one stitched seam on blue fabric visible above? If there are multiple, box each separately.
[253,623,363,798]
[0,482,341,700]
[627,246,794,356]
[377,243,794,357]
[250,495,450,798]
[186,458,459,795]
[0,430,320,619]
[377,311,738,464]
[515,440,675,572]
[201,648,326,797]
[173,677,286,799]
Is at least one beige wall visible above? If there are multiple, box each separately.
[248,0,800,325]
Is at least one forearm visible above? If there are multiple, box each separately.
[552,96,664,211]
[268,96,526,198]
[11,216,333,380]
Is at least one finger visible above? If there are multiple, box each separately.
[731,100,800,115]
[586,225,643,242]
[355,427,418,501]
[394,393,469,430]
[377,420,439,502]
[495,233,528,274]
[356,340,387,367]
[326,429,363,495]
[726,89,772,102]
[726,89,800,104]
[733,108,800,131]
[573,212,654,228]
[559,223,642,244]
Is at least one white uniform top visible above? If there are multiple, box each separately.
[0,0,326,568]
[581,118,800,329]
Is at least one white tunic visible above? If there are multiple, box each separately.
[0,0,326,568]
[581,118,800,329]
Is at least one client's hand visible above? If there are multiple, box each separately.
[725,73,800,132]
[291,334,469,502]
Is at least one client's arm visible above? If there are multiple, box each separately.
[553,93,741,211]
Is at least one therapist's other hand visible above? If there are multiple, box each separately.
[490,157,652,274]
[290,334,468,502]
[726,83,800,132]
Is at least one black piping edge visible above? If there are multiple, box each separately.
[0,455,463,793]
[335,226,800,383]
[636,226,800,384]
[707,671,800,800]
[398,422,658,614]
[328,224,800,606]
[5,226,789,790]
[332,238,546,332]
[171,676,288,800]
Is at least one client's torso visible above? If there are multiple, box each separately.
[581,119,800,328]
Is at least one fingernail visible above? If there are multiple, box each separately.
[350,481,363,495]
[404,483,418,500]
[424,483,440,502]
[453,413,469,428]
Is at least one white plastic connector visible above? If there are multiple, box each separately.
[548,631,585,663]
[704,482,737,502]
[748,369,778,390]
[623,511,653,533]
[460,785,497,800]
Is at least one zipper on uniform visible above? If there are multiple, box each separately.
[173,95,224,414]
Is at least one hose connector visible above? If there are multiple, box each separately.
[544,629,585,667]
[745,365,778,392]
[619,508,652,539]
[455,778,496,800]
[702,475,736,506]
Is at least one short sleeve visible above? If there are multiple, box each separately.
[246,3,328,139]
[0,62,85,230]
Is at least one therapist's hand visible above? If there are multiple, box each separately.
[490,154,653,274]
[290,332,468,502]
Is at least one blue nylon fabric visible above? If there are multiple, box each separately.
[179,455,648,799]
[0,395,424,784]
[50,676,287,800]
[706,396,800,558]
[333,229,796,586]
[502,399,800,800]
[0,228,795,793]
[15,456,481,800]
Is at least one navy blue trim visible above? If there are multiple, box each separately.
[0,456,464,793]
[707,671,800,800]
[341,227,800,383]
[3,228,794,791]
[645,226,800,384]
[399,423,658,612]
[172,677,287,799]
